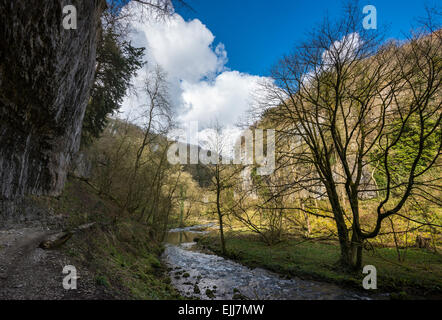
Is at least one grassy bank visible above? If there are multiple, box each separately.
[41,177,180,300]
[199,233,442,299]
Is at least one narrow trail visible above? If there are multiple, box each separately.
[162,225,378,300]
[0,227,112,300]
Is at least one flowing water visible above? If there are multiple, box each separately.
[162,224,379,300]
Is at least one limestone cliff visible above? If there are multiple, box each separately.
[0,0,105,200]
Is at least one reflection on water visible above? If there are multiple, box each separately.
[165,223,217,245]
[165,231,202,245]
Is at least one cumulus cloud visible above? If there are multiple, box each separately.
[179,71,263,127]
[321,32,362,69]
[119,3,268,149]
[133,14,228,83]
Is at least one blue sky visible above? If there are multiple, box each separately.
[120,0,439,144]
[178,0,438,76]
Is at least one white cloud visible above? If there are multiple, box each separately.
[119,2,269,149]
[179,71,262,127]
[321,32,361,69]
[134,14,228,83]
[298,33,362,89]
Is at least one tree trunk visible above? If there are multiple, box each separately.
[179,185,185,228]
[302,203,311,238]
[349,231,363,270]
[329,197,352,268]
[326,183,363,270]
[216,183,226,255]
[218,211,226,255]
[39,223,96,249]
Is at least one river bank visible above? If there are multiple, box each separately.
[198,233,442,299]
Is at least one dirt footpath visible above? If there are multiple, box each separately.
[0,227,114,300]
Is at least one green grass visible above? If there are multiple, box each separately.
[199,233,442,298]
[66,222,180,300]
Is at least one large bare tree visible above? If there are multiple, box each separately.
[200,122,243,254]
[259,3,441,269]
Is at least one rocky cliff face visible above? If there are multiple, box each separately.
[0,0,105,200]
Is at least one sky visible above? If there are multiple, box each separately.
[119,0,439,147]
[179,0,438,76]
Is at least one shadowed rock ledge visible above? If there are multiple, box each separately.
[0,0,105,202]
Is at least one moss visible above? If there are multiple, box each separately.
[57,178,181,300]
[205,289,215,299]
[95,275,109,287]
[233,292,248,300]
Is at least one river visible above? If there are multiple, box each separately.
[162,224,378,300]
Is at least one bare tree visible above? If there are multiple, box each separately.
[201,122,243,254]
[122,65,173,214]
[259,3,441,269]
[133,0,191,14]
[230,168,292,245]
[101,0,192,42]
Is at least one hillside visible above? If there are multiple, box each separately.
[0,177,179,299]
